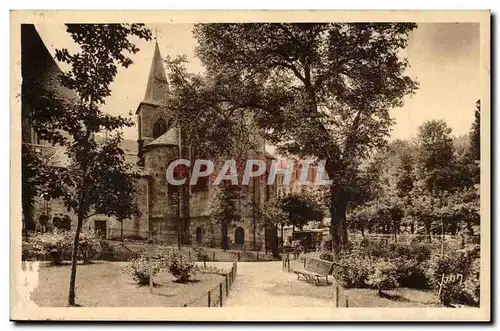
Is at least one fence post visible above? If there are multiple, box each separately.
[208,291,211,307]
[335,285,339,308]
[303,258,306,268]
[225,275,229,297]
[183,304,187,307]
[213,251,216,261]
[204,255,207,267]
[345,297,349,308]
[219,283,223,307]
[257,252,259,261]
[238,251,241,261]
[287,257,291,272]
[149,256,153,294]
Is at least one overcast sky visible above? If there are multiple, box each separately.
[35,23,480,145]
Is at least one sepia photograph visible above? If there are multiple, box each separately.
[10,10,490,321]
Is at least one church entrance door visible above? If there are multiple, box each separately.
[235,227,245,249]
[195,227,202,245]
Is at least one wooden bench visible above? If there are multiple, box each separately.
[292,258,335,285]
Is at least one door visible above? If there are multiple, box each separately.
[195,227,203,245]
[94,220,107,239]
[235,227,245,247]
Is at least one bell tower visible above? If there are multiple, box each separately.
[136,41,169,165]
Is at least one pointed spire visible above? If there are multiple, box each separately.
[143,41,168,104]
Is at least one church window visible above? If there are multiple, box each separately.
[152,118,168,139]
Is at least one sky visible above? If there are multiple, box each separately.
[35,23,480,146]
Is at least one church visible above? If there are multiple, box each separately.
[21,24,277,251]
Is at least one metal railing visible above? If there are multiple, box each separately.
[182,261,238,307]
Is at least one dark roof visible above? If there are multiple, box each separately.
[144,128,179,149]
[136,41,168,114]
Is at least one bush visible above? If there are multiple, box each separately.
[26,229,72,265]
[165,250,197,283]
[96,242,139,261]
[127,256,162,286]
[192,245,209,261]
[366,260,399,295]
[23,229,101,264]
[336,254,373,288]
[425,246,480,306]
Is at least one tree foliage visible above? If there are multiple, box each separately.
[32,24,151,306]
[281,192,324,230]
[167,23,418,254]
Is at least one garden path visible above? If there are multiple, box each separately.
[224,261,334,307]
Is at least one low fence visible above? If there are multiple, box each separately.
[281,254,358,308]
[182,261,238,307]
[107,241,275,262]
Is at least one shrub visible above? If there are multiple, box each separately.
[192,245,209,261]
[96,242,139,261]
[366,260,399,295]
[155,248,197,283]
[23,229,102,264]
[77,230,101,263]
[336,254,373,288]
[127,256,162,286]
[426,246,480,306]
[166,250,197,282]
[26,229,72,265]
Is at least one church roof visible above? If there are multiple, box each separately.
[144,128,179,149]
[142,41,168,106]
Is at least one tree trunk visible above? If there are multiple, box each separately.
[68,214,83,306]
[330,185,348,258]
[221,218,228,251]
[120,221,124,242]
[22,199,34,240]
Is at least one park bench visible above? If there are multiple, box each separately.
[292,258,335,285]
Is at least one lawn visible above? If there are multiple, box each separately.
[31,261,225,307]
[284,260,440,307]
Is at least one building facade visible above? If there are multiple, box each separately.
[21,25,275,251]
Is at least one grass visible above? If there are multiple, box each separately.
[31,261,225,307]
[284,260,440,307]
[343,287,440,307]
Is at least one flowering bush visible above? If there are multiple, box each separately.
[127,256,162,285]
[366,260,399,295]
[26,229,73,265]
[336,254,373,288]
[425,245,480,306]
[192,245,209,261]
[165,250,197,283]
[23,229,101,265]
[77,230,101,264]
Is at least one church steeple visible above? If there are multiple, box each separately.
[136,41,170,166]
[143,41,168,105]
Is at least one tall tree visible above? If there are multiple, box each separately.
[396,151,416,197]
[470,100,480,163]
[36,24,151,306]
[416,120,457,195]
[176,23,418,255]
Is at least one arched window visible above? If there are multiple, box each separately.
[152,118,168,139]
